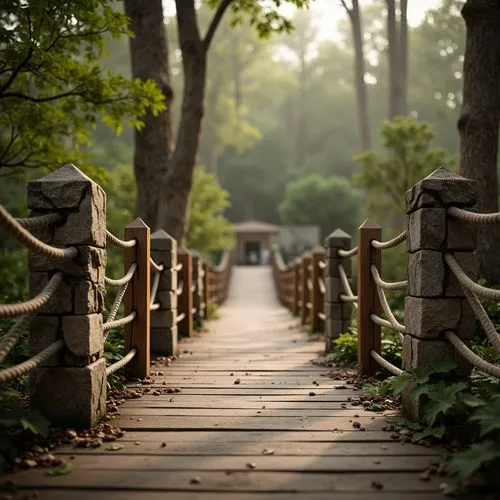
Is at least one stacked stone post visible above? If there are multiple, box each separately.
[150,230,178,356]
[191,251,203,330]
[177,247,193,337]
[404,167,477,418]
[28,164,106,428]
[324,229,353,352]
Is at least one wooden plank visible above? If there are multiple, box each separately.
[123,388,361,396]
[135,394,361,402]
[113,415,391,431]
[11,491,447,500]
[7,470,444,493]
[57,441,437,457]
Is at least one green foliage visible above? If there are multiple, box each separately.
[0,388,50,471]
[187,166,235,255]
[279,174,362,238]
[354,117,456,219]
[206,302,220,320]
[0,0,164,173]
[328,329,402,369]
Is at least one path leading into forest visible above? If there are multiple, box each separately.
[6,267,445,500]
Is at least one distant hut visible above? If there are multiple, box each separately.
[233,220,279,265]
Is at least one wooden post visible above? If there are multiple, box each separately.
[178,248,193,337]
[357,220,381,376]
[301,253,312,326]
[292,259,300,316]
[124,218,151,379]
[311,247,325,332]
[202,262,209,320]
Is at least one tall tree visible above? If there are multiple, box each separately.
[339,0,372,149]
[458,0,500,283]
[123,0,174,227]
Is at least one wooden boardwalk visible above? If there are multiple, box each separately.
[6,266,446,500]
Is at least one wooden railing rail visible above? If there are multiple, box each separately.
[0,163,233,428]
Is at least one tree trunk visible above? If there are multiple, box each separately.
[123,0,173,229]
[294,43,307,170]
[350,0,371,150]
[386,0,399,119]
[458,0,500,283]
[157,0,207,243]
[399,0,409,116]
[231,30,243,114]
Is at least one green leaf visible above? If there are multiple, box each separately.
[449,441,500,479]
[19,410,50,438]
[413,425,446,442]
[46,461,73,476]
[469,398,500,437]
[390,373,414,396]
[429,359,457,374]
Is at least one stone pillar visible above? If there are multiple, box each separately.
[28,164,106,428]
[311,247,326,333]
[404,167,477,418]
[324,229,353,352]
[150,230,178,356]
[191,251,203,330]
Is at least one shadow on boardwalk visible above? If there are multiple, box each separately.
[4,266,445,500]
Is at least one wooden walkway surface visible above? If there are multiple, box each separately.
[6,266,446,500]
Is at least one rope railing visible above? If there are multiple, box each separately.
[370,350,403,376]
[371,230,407,250]
[0,204,78,260]
[103,310,137,333]
[338,246,358,258]
[16,212,63,229]
[104,263,138,287]
[106,229,136,249]
[106,347,137,376]
[0,272,63,318]
[150,257,164,273]
[447,206,500,224]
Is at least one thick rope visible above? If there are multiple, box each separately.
[318,312,326,321]
[176,312,186,324]
[338,247,358,258]
[372,275,407,291]
[104,282,129,336]
[371,266,406,334]
[445,331,500,379]
[338,264,357,299]
[307,278,313,292]
[105,263,137,288]
[0,204,77,260]
[371,230,407,250]
[176,280,184,296]
[174,262,183,272]
[318,260,326,270]
[150,270,161,306]
[370,313,404,341]
[448,206,500,224]
[106,347,137,376]
[0,315,32,363]
[103,311,136,332]
[0,340,64,383]
[445,254,500,301]
[16,213,63,229]
[106,230,136,249]
[370,350,403,376]
[150,303,160,311]
[340,294,359,303]
[150,257,164,273]
[318,277,326,295]
[0,272,63,318]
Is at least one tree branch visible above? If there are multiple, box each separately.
[0,48,34,97]
[339,0,353,18]
[203,0,235,51]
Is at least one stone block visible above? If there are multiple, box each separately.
[326,258,352,278]
[405,297,461,339]
[325,302,352,321]
[407,208,445,252]
[324,229,351,249]
[151,250,177,269]
[74,280,105,314]
[151,309,177,328]
[457,299,477,340]
[62,314,103,357]
[325,319,350,339]
[326,278,343,302]
[406,167,477,215]
[445,252,477,297]
[447,216,478,251]
[151,326,178,356]
[29,246,106,283]
[158,268,177,292]
[31,358,107,428]
[151,229,177,252]
[29,316,61,366]
[408,250,444,297]
[158,291,176,309]
[29,272,73,314]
